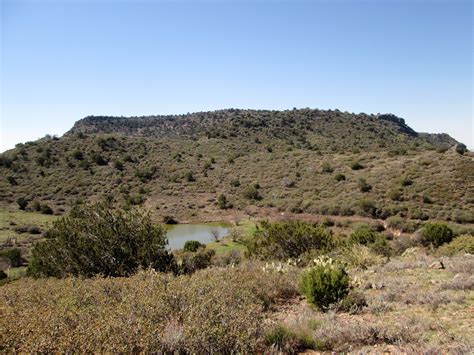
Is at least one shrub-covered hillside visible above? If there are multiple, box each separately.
[1,108,472,223]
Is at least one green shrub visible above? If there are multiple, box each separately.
[0,270,7,280]
[388,189,403,201]
[0,248,22,267]
[243,185,262,201]
[386,216,419,233]
[400,176,413,186]
[264,324,316,352]
[299,257,350,310]
[217,194,232,209]
[349,226,390,256]
[40,204,54,215]
[340,244,383,270]
[436,235,474,256]
[358,178,372,193]
[351,161,364,170]
[16,197,28,210]
[420,223,454,248]
[91,153,107,165]
[71,150,84,160]
[321,162,333,173]
[163,215,178,224]
[230,179,240,187]
[28,203,175,277]
[185,171,196,182]
[334,173,346,181]
[248,221,333,260]
[183,240,204,252]
[178,249,215,274]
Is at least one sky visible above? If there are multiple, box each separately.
[1,0,472,152]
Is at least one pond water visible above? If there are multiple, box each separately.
[165,224,229,250]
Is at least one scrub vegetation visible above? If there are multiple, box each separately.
[0,109,473,352]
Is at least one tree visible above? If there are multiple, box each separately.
[28,203,175,277]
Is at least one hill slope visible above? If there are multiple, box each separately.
[1,108,472,225]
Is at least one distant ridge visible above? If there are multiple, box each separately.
[68,108,460,148]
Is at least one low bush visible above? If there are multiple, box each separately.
[0,263,297,353]
[248,221,333,260]
[358,178,372,193]
[0,248,22,267]
[183,240,204,252]
[299,257,350,310]
[419,223,454,248]
[436,235,474,256]
[243,185,262,201]
[265,325,316,352]
[28,203,175,277]
[16,197,28,210]
[349,226,391,256]
[340,244,384,270]
[178,249,215,274]
[386,216,419,233]
[40,204,53,215]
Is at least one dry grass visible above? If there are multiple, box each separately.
[267,251,474,353]
[0,261,298,352]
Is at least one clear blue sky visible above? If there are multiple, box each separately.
[1,0,472,152]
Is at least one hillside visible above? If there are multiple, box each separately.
[1,108,473,226]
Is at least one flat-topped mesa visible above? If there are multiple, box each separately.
[65,108,461,150]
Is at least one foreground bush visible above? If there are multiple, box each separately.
[420,223,454,248]
[28,203,175,277]
[0,263,297,352]
[248,221,333,260]
[299,257,350,310]
[437,235,474,256]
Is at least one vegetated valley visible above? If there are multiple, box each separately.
[1,108,473,353]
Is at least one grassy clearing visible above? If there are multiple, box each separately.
[207,239,247,254]
[0,209,57,256]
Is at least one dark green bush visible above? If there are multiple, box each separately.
[248,221,333,260]
[0,270,7,280]
[40,204,54,215]
[72,150,84,160]
[334,173,346,181]
[185,171,196,182]
[358,178,372,193]
[0,248,22,267]
[163,215,178,224]
[230,179,240,187]
[179,249,215,274]
[420,223,454,248]
[28,203,175,277]
[299,259,350,310]
[16,197,28,210]
[351,161,364,170]
[217,194,232,209]
[183,240,205,252]
[243,185,262,201]
[92,153,107,165]
[349,226,390,256]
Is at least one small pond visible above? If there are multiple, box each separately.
[165,224,229,251]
